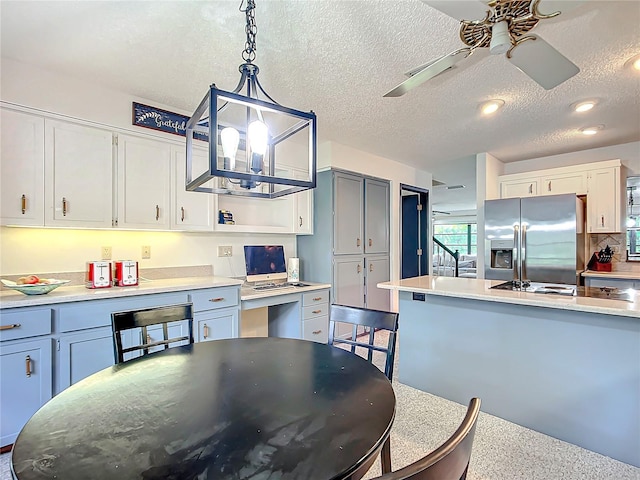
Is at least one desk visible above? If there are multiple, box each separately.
[241,283,331,343]
[11,337,395,480]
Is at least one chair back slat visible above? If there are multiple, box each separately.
[111,303,194,364]
[328,304,399,382]
[372,398,481,480]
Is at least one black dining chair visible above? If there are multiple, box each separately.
[370,398,481,480]
[111,303,194,364]
[328,303,400,473]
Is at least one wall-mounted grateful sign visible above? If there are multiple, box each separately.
[132,102,209,142]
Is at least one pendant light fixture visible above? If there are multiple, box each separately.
[186,0,317,198]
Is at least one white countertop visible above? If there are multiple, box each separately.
[240,282,331,301]
[0,276,243,309]
[378,276,640,319]
[581,270,640,280]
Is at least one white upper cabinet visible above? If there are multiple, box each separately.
[540,171,587,196]
[116,133,171,230]
[0,108,45,226]
[171,146,215,231]
[500,178,538,198]
[292,168,314,235]
[586,166,622,233]
[44,119,113,228]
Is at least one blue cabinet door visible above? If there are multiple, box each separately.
[196,308,239,342]
[56,327,114,395]
[1,338,53,446]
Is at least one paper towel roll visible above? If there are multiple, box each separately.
[287,257,300,282]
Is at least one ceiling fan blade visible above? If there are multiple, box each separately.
[508,36,579,90]
[384,49,473,98]
[535,1,586,17]
[422,0,491,21]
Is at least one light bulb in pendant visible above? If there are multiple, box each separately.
[220,127,240,170]
[248,120,268,173]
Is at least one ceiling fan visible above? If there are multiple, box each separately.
[384,0,584,97]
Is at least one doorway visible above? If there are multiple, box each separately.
[400,184,429,279]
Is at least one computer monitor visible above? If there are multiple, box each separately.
[244,245,287,283]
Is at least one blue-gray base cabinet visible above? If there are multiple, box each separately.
[396,290,640,467]
[0,286,241,448]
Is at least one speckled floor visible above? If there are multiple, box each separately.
[2,332,639,480]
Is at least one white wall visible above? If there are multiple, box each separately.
[475,152,504,278]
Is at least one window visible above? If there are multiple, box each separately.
[434,224,477,255]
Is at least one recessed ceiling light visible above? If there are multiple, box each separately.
[580,125,604,135]
[626,53,640,71]
[572,100,596,113]
[480,99,505,115]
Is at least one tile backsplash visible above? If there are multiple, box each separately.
[589,233,640,273]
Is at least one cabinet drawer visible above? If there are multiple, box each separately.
[303,315,329,343]
[0,308,52,341]
[190,287,239,312]
[303,303,328,320]
[303,290,329,306]
[58,293,188,332]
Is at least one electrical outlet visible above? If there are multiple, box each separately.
[141,245,151,259]
[217,246,233,257]
[101,246,112,260]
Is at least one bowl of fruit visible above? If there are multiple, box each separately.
[1,275,70,295]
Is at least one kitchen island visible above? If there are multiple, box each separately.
[378,276,639,467]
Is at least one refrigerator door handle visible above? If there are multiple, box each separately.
[513,225,519,282]
[521,223,527,282]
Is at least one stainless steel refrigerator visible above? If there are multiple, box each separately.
[484,194,585,285]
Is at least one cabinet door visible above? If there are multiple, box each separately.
[1,338,53,446]
[293,169,314,235]
[333,256,365,308]
[56,327,114,395]
[195,307,239,342]
[541,172,587,196]
[45,119,113,227]
[171,145,215,231]
[365,178,390,254]
[0,108,45,226]
[365,255,391,311]
[333,172,364,254]
[587,167,621,233]
[500,179,538,198]
[117,134,171,229]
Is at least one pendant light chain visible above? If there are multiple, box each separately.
[240,0,257,64]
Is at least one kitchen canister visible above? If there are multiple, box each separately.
[287,257,300,283]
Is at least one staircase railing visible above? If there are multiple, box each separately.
[433,237,459,277]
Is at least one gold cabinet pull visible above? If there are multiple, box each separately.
[356,238,361,247]
[0,323,21,331]
[299,216,303,227]
[357,264,362,274]
[155,205,160,221]
[312,297,322,301]
[548,181,551,192]
[181,207,185,222]
[21,194,26,214]
[146,334,152,344]
[62,197,68,216]
[601,215,605,227]
[368,238,372,247]
[528,184,532,194]
[312,330,322,335]
[369,263,374,272]
[209,297,224,302]
[203,324,210,339]
[312,309,322,314]
[26,355,32,377]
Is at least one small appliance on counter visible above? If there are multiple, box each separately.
[114,260,139,286]
[86,261,112,289]
[287,257,300,283]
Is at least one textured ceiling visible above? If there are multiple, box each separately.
[1,0,639,207]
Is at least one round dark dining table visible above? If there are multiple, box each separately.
[11,337,396,480]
